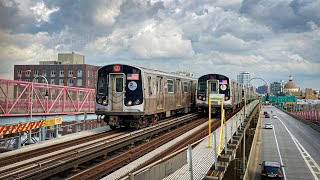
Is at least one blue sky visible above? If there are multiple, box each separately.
[0,0,319,89]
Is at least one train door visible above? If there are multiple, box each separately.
[190,81,194,103]
[109,74,125,111]
[157,77,164,110]
[208,80,219,95]
[176,79,182,106]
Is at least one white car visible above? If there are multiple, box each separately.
[265,123,273,129]
[272,115,278,119]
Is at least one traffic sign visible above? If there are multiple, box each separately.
[286,96,296,102]
[277,96,286,102]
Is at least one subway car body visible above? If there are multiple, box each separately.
[196,74,258,114]
[95,64,197,129]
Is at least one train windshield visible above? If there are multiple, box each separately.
[97,72,108,96]
[198,82,207,94]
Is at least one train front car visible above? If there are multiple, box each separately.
[196,74,233,115]
[95,64,144,129]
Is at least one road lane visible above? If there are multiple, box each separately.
[252,106,316,180]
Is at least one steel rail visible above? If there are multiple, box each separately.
[69,118,209,179]
[0,129,124,167]
[68,107,243,179]
[0,113,198,179]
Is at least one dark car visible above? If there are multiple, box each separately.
[265,114,270,118]
[260,161,284,179]
[264,111,268,115]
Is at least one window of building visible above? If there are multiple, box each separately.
[59,79,64,86]
[34,70,38,76]
[51,70,56,77]
[68,78,74,86]
[88,79,90,87]
[88,70,90,78]
[77,70,82,77]
[50,79,55,84]
[34,79,39,83]
[42,70,46,77]
[167,80,174,93]
[25,79,30,82]
[77,79,82,86]
[68,70,73,77]
[59,70,64,77]
[17,70,22,75]
[41,79,46,83]
[183,82,188,93]
[68,123,72,130]
[25,71,31,77]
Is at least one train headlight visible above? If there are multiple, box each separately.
[128,100,133,106]
[198,95,202,100]
[98,98,103,104]
[134,99,140,105]
[220,84,227,91]
[102,100,108,105]
[202,97,206,101]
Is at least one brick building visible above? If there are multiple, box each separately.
[14,53,100,89]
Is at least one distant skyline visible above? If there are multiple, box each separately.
[0,0,319,89]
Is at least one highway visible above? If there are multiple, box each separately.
[251,106,320,180]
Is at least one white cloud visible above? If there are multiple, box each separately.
[0,30,59,79]
[30,1,60,23]
[0,0,320,89]
[85,19,194,59]
[93,0,123,26]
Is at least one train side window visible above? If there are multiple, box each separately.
[167,79,174,93]
[148,76,152,95]
[183,82,188,93]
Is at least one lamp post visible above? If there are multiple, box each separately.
[19,69,31,81]
[28,75,49,143]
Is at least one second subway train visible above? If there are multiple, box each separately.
[196,74,258,114]
[95,64,257,129]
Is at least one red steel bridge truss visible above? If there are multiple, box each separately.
[0,79,96,117]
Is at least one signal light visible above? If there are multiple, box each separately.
[113,65,121,72]
[242,90,244,100]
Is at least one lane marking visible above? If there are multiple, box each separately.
[277,117,320,180]
[276,109,320,148]
[272,125,287,180]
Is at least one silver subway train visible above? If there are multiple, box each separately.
[95,64,197,129]
[196,74,258,114]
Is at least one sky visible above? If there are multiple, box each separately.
[0,0,319,89]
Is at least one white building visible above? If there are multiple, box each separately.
[237,71,251,87]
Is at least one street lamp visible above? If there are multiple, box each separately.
[19,69,31,81]
[28,75,49,143]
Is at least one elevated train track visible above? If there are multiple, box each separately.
[0,104,247,180]
[0,113,199,179]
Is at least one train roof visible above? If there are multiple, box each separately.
[198,73,253,88]
[198,73,233,81]
[99,64,197,80]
